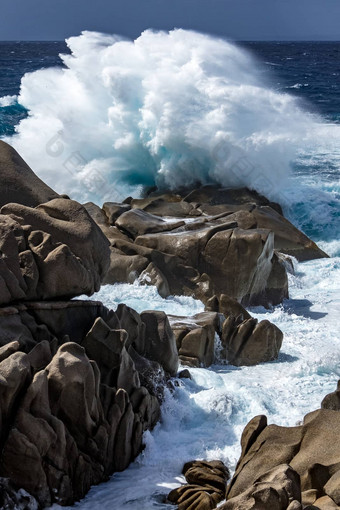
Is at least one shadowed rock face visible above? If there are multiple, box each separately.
[0,140,59,208]
[0,141,110,305]
[169,311,222,368]
[221,315,283,366]
[0,300,176,507]
[0,477,39,509]
[88,184,327,308]
[168,460,230,510]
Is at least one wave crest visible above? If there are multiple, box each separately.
[5,29,317,203]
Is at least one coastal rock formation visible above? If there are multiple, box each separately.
[169,384,340,510]
[168,306,283,368]
[88,185,327,308]
[221,315,283,366]
[0,140,328,508]
[168,460,230,510]
[225,405,340,509]
[169,311,222,368]
[0,300,174,506]
[0,198,110,305]
[221,464,301,510]
[321,380,340,410]
[0,140,59,208]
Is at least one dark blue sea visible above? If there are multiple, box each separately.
[1,41,340,134]
[0,35,339,510]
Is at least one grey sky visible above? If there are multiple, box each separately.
[1,0,340,41]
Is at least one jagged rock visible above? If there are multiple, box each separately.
[115,208,184,238]
[226,409,340,510]
[0,338,159,506]
[168,309,282,369]
[221,464,301,510]
[168,460,230,510]
[205,294,251,320]
[134,222,286,306]
[128,345,166,402]
[321,380,340,410]
[82,317,140,394]
[0,198,110,305]
[0,300,168,506]
[140,262,170,298]
[169,312,222,368]
[221,316,283,366]
[140,311,179,376]
[0,140,59,209]
[102,201,131,224]
[85,184,327,308]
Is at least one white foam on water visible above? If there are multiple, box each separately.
[52,254,340,510]
[0,94,17,107]
[3,29,332,205]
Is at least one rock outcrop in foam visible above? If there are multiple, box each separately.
[86,185,328,309]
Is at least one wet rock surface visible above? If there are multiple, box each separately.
[88,184,327,308]
[224,384,340,509]
[168,460,230,510]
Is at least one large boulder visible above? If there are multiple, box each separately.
[221,316,283,366]
[169,312,222,368]
[168,308,283,368]
[168,460,230,510]
[0,198,110,304]
[0,140,59,208]
[115,208,184,238]
[86,184,327,308]
[226,404,340,509]
[140,311,179,376]
[221,464,301,510]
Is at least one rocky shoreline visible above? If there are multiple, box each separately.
[0,139,336,510]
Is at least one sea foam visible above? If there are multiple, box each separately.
[3,29,321,204]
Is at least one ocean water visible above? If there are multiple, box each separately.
[0,33,339,509]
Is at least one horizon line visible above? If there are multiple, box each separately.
[1,38,340,43]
